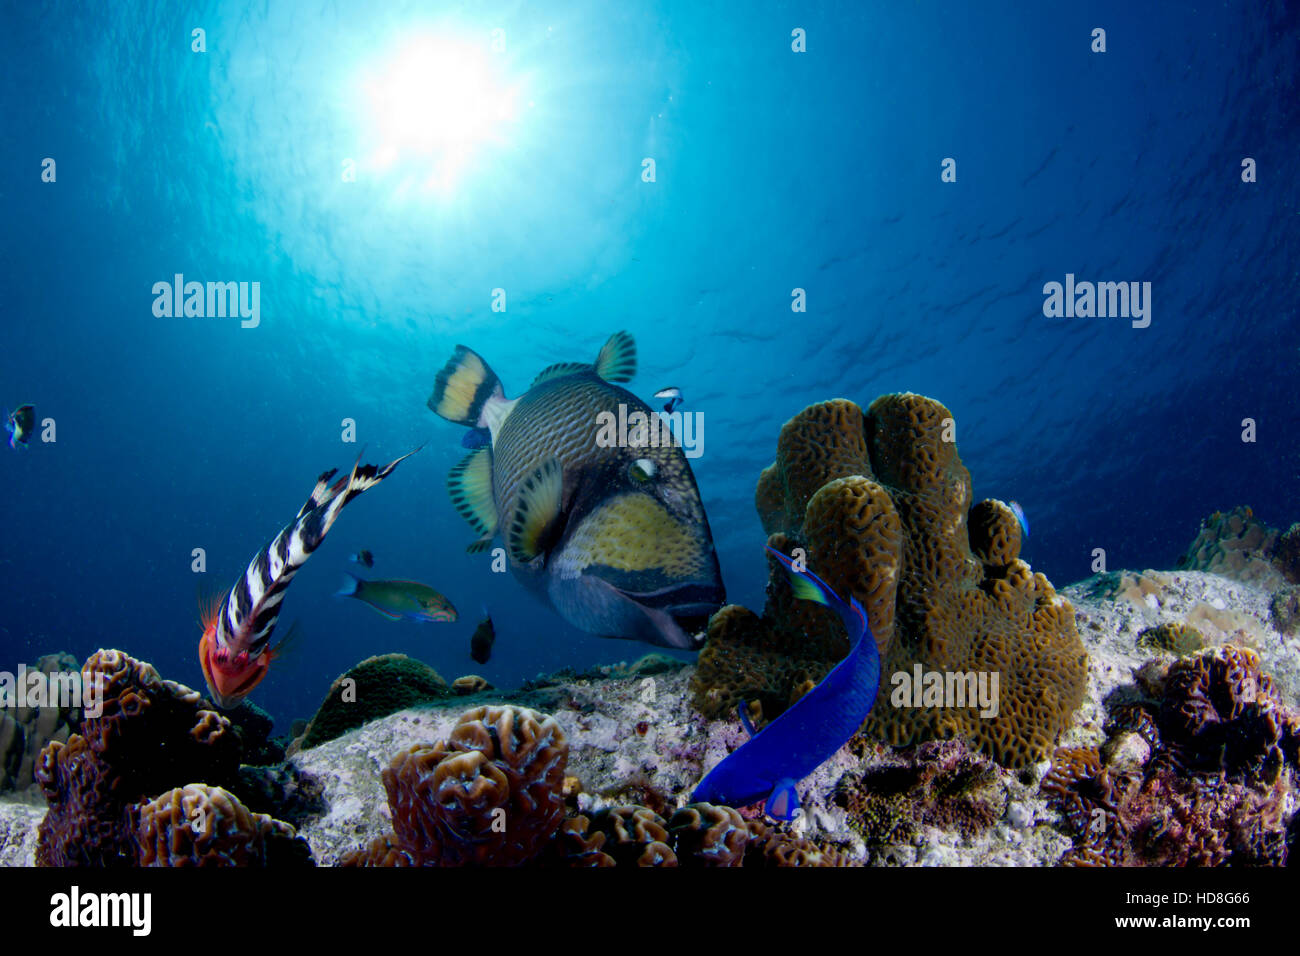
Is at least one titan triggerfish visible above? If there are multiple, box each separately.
[427,331,724,649]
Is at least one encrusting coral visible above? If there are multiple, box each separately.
[292,653,451,751]
[34,649,310,867]
[1041,645,1300,866]
[693,394,1088,768]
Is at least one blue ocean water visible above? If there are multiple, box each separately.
[1,1,1296,731]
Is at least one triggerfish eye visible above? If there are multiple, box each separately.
[630,458,656,483]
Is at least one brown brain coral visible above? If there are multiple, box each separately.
[692,394,1088,768]
[136,784,312,867]
[345,705,568,867]
[667,803,749,866]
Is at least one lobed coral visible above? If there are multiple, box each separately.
[34,649,309,867]
[293,653,451,751]
[136,784,312,867]
[586,806,677,866]
[342,705,567,867]
[693,394,1087,768]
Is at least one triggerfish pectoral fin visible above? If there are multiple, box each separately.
[692,545,880,816]
[764,778,800,822]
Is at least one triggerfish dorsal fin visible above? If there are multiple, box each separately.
[764,778,801,822]
[448,447,499,536]
[428,345,505,427]
[530,362,592,388]
[507,459,564,563]
[594,331,636,383]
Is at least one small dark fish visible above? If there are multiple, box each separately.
[350,549,375,568]
[5,405,35,449]
[461,427,491,450]
[470,610,495,664]
[654,386,682,414]
[336,573,457,623]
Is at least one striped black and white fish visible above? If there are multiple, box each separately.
[198,448,418,708]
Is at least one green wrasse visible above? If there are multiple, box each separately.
[427,330,725,649]
[336,573,457,623]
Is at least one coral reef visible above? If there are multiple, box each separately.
[1275,524,1300,585]
[452,675,494,695]
[693,394,1088,768]
[1041,645,1300,866]
[667,803,749,866]
[585,805,677,866]
[33,649,309,867]
[1176,506,1284,589]
[342,705,567,866]
[136,784,312,866]
[292,653,451,751]
[743,819,850,866]
[0,652,82,795]
[1136,622,1205,656]
[1272,587,1300,636]
[834,738,1003,853]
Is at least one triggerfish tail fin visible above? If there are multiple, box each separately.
[764,778,800,822]
[336,572,360,598]
[429,345,506,428]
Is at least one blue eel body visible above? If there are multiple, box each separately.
[692,545,882,819]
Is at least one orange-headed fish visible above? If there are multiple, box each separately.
[199,449,418,708]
